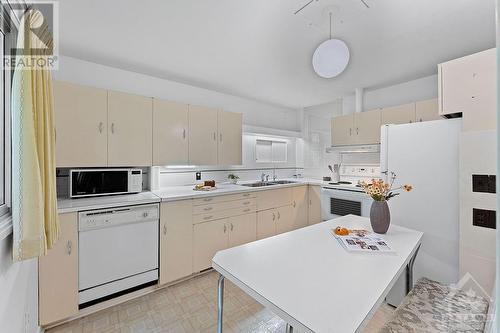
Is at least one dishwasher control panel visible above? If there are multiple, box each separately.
[79,203,159,231]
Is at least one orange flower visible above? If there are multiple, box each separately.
[403,184,413,192]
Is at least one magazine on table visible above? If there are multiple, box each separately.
[331,229,394,253]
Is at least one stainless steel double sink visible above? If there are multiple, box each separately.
[240,180,297,187]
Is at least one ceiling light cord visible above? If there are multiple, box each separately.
[329,12,332,40]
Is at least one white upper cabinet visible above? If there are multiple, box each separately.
[331,114,355,146]
[381,103,415,125]
[353,109,381,144]
[217,110,242,166]
[439,48,496,131]
[331,110,381,146]
[188,105,218,165]
[54,81,108,167]
[54,81,243,167]
[153,99,189,166]
[107,91,153,166]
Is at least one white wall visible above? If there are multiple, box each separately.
[0,234,39,333]
[53,56,300,132]
[301,99,342,179]
[342,75,438,114]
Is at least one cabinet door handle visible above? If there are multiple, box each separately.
[163,225,167,235]
[183,129,186,139]
[419,118,423,122]
[111,123,115,134]
[349,128,352,136]
[220,133,223,142]
[243,201,250,205]
[66,241,72,255]
[213,132,216,141]
[204,198,213,202]
[243,208,250,213]
[309,199,312,205]
[242,193,250,197]
[204,207,213,211]
[204,215,213,220]
[356,127,359,135]
[277,212,281,220]
[223,224,227,233]
[272,213,276,221]
[230,223,233,231]
[293,200,296,208]
[98,122,103,133]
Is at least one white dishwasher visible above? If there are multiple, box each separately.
[78,203,159,306]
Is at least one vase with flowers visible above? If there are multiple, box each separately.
[359,172,413,234]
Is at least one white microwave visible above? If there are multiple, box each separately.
[69,168,142,198]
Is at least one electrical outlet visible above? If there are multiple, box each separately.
[472,208,496,229]
[195,172,201,181]
[472,174,496,193]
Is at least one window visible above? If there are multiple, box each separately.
[255,139,288,163]
[0,29,7,215]
[0,9,13,239]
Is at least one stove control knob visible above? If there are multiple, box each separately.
[143,212,149,218]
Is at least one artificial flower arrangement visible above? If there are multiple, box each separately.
[359,172,413,201]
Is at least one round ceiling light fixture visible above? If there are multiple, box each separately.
[312,12,350,78]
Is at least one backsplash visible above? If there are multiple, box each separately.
[154,167,303,189]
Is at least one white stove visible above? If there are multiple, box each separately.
[321,165,380,220]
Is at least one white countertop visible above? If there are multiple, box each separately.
[212,215,423,333]
[152,178,328,202]
[57,178,329,213]
[57,191,161,213]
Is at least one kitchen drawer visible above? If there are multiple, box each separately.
[193,205,256,224]
[193,198,256,215]
[257,188,292,211]
[192,192,256,206]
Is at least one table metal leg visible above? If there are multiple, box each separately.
[285,323,294,333]
[217,274,225,333]
[406,244,421,295]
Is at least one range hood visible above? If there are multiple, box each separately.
[326,144,380,154]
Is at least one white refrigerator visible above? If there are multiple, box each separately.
[381,119,462,306]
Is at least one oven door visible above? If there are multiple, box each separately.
[321,188,371,221]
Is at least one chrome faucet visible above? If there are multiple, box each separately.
[265,175,270,182]
[261,173,266,182]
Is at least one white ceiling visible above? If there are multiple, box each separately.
[58,0,495,109]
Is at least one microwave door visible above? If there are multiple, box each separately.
[71,170,129,197]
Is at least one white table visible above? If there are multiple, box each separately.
[212,215,423,333]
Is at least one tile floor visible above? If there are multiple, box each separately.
[47,271,394,333]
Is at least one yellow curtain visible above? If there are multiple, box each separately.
[12,9,59,261]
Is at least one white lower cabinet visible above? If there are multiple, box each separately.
[257,205,294,239]
[39,213,79,326]
[257,208,277,240]
[291,185,308,230]
[160,200,193,285]
[228,213,257,247]
[308,185,322,225]
[193,213,257,272]
[276,205,294,234]
[193,218,228,272]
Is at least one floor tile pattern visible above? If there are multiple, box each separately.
[47,271,394,333]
